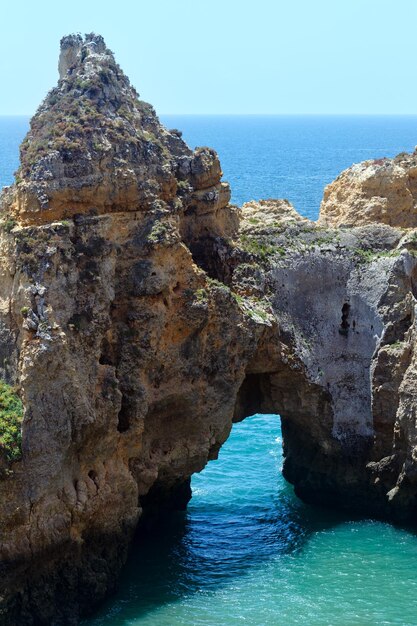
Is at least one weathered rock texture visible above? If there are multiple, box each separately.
[319,152,417,227]
[1,33,417,625]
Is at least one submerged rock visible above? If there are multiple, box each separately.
[1,32,417,624]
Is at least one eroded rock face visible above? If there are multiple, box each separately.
[319,151,417,227]
[231,202,417,513]
[5,33,236,242]
[1,34,417,624]
[0,34,255,624]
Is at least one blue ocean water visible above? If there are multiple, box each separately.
[162,114,417,218]
[0,116,28,189]
[2,115,417,219]
[2,115,417,625]
[87,415,417,626]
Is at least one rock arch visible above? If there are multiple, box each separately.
[2,31,417,625]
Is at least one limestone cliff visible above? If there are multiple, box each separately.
[319,151,417,227]
[233,200,417,516]
[1,33,417,625]
[0,34,254,625]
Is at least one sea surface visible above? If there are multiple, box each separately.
[2,115,417,625]
[2,114,417,218]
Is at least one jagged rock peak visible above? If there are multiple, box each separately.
[58,33,108,79]
[4,34,233,233]
[10,31,185,221]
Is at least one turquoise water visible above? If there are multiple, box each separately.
[3,115,417,624]
[85,415,417,626]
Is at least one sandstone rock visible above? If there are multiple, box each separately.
[58,33,83,79]
[3,33,236,242]
[0,34,253,624]
[319,152,417,227]
[2,32,417,625]
[241,198,309,233]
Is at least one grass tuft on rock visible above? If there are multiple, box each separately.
[0,382,23,463]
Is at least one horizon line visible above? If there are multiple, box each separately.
[2,112,417,118]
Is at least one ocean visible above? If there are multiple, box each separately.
[2,115,417,625]
[2,114,417,217]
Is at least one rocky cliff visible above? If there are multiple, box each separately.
[1,33,417,625]
[319,151,417,227]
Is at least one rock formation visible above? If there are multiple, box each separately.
[319,151,417,227]
[1,33,417,624]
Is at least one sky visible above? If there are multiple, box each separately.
[1,0,417,116]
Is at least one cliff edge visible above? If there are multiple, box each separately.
[319,151,417,227]
[1,34,417,625]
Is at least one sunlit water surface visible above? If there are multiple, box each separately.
[2,115,417,625]
[85,415,417,626]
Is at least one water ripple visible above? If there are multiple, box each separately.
[84,415,417,626]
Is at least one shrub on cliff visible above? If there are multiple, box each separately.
[0,382,23,463]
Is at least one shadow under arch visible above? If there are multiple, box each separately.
[233,355,343,510]
[83,335,417,625]
[83,413,354,625]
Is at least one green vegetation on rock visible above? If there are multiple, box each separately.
[239,235,286,261]
[206,277,229,291]
[0,382,23,463]
[355,248,401,263]
[385,340,406,350]
[3,216,16,233]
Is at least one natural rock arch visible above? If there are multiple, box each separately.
[2,32,417,625]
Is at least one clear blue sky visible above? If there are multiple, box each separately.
[1,0,416,115]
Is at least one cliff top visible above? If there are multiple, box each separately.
[319,150,417,228]
[5,32,417,233]
[2,33,232,228]
[19,33,185,182]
